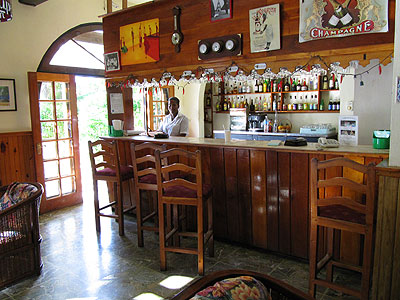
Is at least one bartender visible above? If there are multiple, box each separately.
[157,97,189,136]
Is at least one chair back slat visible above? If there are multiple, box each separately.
[162,163,196,175]
[317,197,366,214]
[137,167,157,177]
[317,177,367,194]
[163,178,198,191]
[88,140,121,179]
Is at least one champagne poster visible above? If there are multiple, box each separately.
[299,0,388,43]
[119,18,160,66]
[249,4,280,53]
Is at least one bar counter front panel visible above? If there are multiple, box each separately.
[103,136,388,262]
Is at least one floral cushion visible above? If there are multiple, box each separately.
[0,182,38,211]
[190,276,271,300]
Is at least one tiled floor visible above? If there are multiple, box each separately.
[0,197,361,300]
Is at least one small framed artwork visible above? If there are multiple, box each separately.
[210,0,232,22]
[0,78,17,111]
[104,51,120,72]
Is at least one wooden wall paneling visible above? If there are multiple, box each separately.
[266,150,279,252]
[237,149,252,245]
[102,0,395,79]
[224,148,240,242]
[250,150,267,248]
[290,152,309,259]
[391,181,400,300]
[0,133,35,186]
[209,147,227,238]
[278,151,291,255]
[372,176,399,299]
[340,155,364,265]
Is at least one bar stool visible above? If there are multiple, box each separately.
[130,142,167,247]
[88,139,135,236]
[155,148,214,275]
[309,157,376,299]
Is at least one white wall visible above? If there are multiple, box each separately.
[354,61,393,145]
[175,83,204,137]
[0,0,105,133]
[389,0,400,166]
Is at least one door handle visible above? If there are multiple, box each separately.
[36,143,42,155]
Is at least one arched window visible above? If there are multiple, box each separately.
[38,23,104,77]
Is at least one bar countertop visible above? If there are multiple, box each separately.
[103,135,389,157]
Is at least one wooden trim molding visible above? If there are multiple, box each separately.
[37,22,105,77]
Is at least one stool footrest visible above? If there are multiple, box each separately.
[165,246,198,255]
[313,278,361,299]
[99,201,117,210]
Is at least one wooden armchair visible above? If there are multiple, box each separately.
[0,182,43,289]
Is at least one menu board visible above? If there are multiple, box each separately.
[339,116,358,146]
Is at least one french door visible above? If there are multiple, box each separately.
[28,72,82,213]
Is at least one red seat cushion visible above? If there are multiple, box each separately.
[96,165,134,181]
[139,174,157,184]
[164,184,212,199]
[319,204,365,224]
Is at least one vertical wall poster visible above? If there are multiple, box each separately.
[249,4,280,53]
[299,0,389,43]
[120,18,160,66]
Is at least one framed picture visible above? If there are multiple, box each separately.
[249,4,280,53]
[0,78,17,111]
[120,18,160,66]
[210,0,232,22]
[104,51,120,72]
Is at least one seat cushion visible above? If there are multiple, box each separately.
[139,174,157,184]
[0,182,38,211]
[319,204,365,224]
[164,183,212,199]
[96,165,134,181]
[190,276,270,300]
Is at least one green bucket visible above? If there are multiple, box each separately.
[109,126,124,137]
[373,130,390,149]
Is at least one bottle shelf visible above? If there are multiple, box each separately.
[320,89,340,92]
[215,111,230,114]
[250,110,340,114]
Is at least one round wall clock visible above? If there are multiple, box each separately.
[212,41,223,53]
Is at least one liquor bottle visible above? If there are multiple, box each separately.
[227,97,232,109]
[272,80,277,92]
[296,79,302,91]
[206,96,211,107]
[319,99,324,111]
[259,80,263,93]
[322,75,329,90]
[301,79,308,91]
[284,79,290,92]
[250,99,255,112]
[244,97,249,109]
[291,79,296,91]
[328,98,333,110]
[328,0,353,27]
[309,78,314,91]
[247,82,251,93]
[298,96,303,110]
[335,78,339,90]
[263,80,267,93]
[329,74,334,90]
[263,97,268,111]
[254,81,259,93]
[267,79,271,92]
[238,82,242,94]
[223,98,228,111]
[254,97,259,111]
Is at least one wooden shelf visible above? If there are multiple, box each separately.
[251,110,340,114]
[215,111,229,114]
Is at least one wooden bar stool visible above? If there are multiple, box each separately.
[130,142,167,247]
[155,148,214,276]
[309,157,376,299]
[88,140,135,236]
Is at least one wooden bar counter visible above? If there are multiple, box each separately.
[103,135,388,261]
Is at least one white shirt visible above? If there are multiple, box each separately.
[159,112,189,136]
